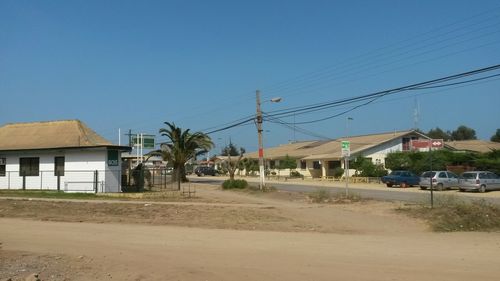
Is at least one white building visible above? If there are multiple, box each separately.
[0,120,131,192]
[244,130,432,178]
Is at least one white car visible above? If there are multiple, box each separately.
[459,171,500,193]
[419,171,460,191]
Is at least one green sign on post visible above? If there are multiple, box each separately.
[143,137,155,149]
[131,135,155,149]
[341,141,350,157]
[341,141,350,149]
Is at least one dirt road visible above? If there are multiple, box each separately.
[1,186,500,280]
[2,218,500,281]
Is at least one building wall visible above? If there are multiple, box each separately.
[104,149,121,192]
[0,148,122,192]
[359,138,403,167]
[361,135,427,167]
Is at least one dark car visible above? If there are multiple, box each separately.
[195,166,217,176]
[381,170,420,188]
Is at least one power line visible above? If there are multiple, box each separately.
[262,9,500,98]
[264,33,500,99]
[95,8,500,137]
[199,114,255,132]
[264,113,333,140]
[273,72,500,125]
[265,63,500,119]
[198,63,500,136]
[204,117,255,135]
[98,6,500,136]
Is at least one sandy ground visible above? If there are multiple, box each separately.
[1,184,500,280]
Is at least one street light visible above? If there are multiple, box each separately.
[256,90,282,190]
[346,117,353,138]
[345,117,353,196]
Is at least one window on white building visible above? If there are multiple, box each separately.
[20,157,39,176]
[0,158,5,177]
[54,156,65,176]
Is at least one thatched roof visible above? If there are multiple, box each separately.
[243,140,326,160]
[0,120,128,151]
[445,140,500,153]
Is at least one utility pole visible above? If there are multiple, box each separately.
[256,90,265,190]
[429,142,434,208]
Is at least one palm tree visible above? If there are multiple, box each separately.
[156,122,213,189]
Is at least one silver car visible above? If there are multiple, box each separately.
[419,171,460,191]
[459,171,500,192]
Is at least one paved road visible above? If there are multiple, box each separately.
[190,176,500,205]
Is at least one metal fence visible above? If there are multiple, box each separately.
[123,167,183,191]
[0,169,121,193]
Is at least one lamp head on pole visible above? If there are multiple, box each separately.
[270,97,282,103]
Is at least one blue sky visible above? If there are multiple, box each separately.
[1,0,499,153]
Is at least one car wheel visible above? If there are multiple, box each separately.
[420,186,427,190]
[436,183,444,191]
[386,183,393,187]
[479,185,486,193]
[400,182,407,188]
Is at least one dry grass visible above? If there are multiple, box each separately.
[0,199,319,232]
[307,188,363,204]
[397,195,500,232]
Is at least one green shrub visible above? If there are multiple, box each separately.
[289,170,303,178]
[332,167,344,178]
[222,179,248,189]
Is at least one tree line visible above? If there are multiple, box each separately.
[426,125,500,142]
[385,149,500,175]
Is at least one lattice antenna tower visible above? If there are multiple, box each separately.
[413,98,420,130]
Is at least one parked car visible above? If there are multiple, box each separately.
[195,166,217,176]
[419,171,460,191]
[459,171,500,193]
[381,170,420,188]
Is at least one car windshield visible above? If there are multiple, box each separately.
[461,173,477,179]
[390,171,402,176]
[421,171,435,178]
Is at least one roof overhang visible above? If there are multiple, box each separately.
[301,154,343,160]
[0,145,132,153]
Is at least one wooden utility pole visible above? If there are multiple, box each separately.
[256,90,265,190]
